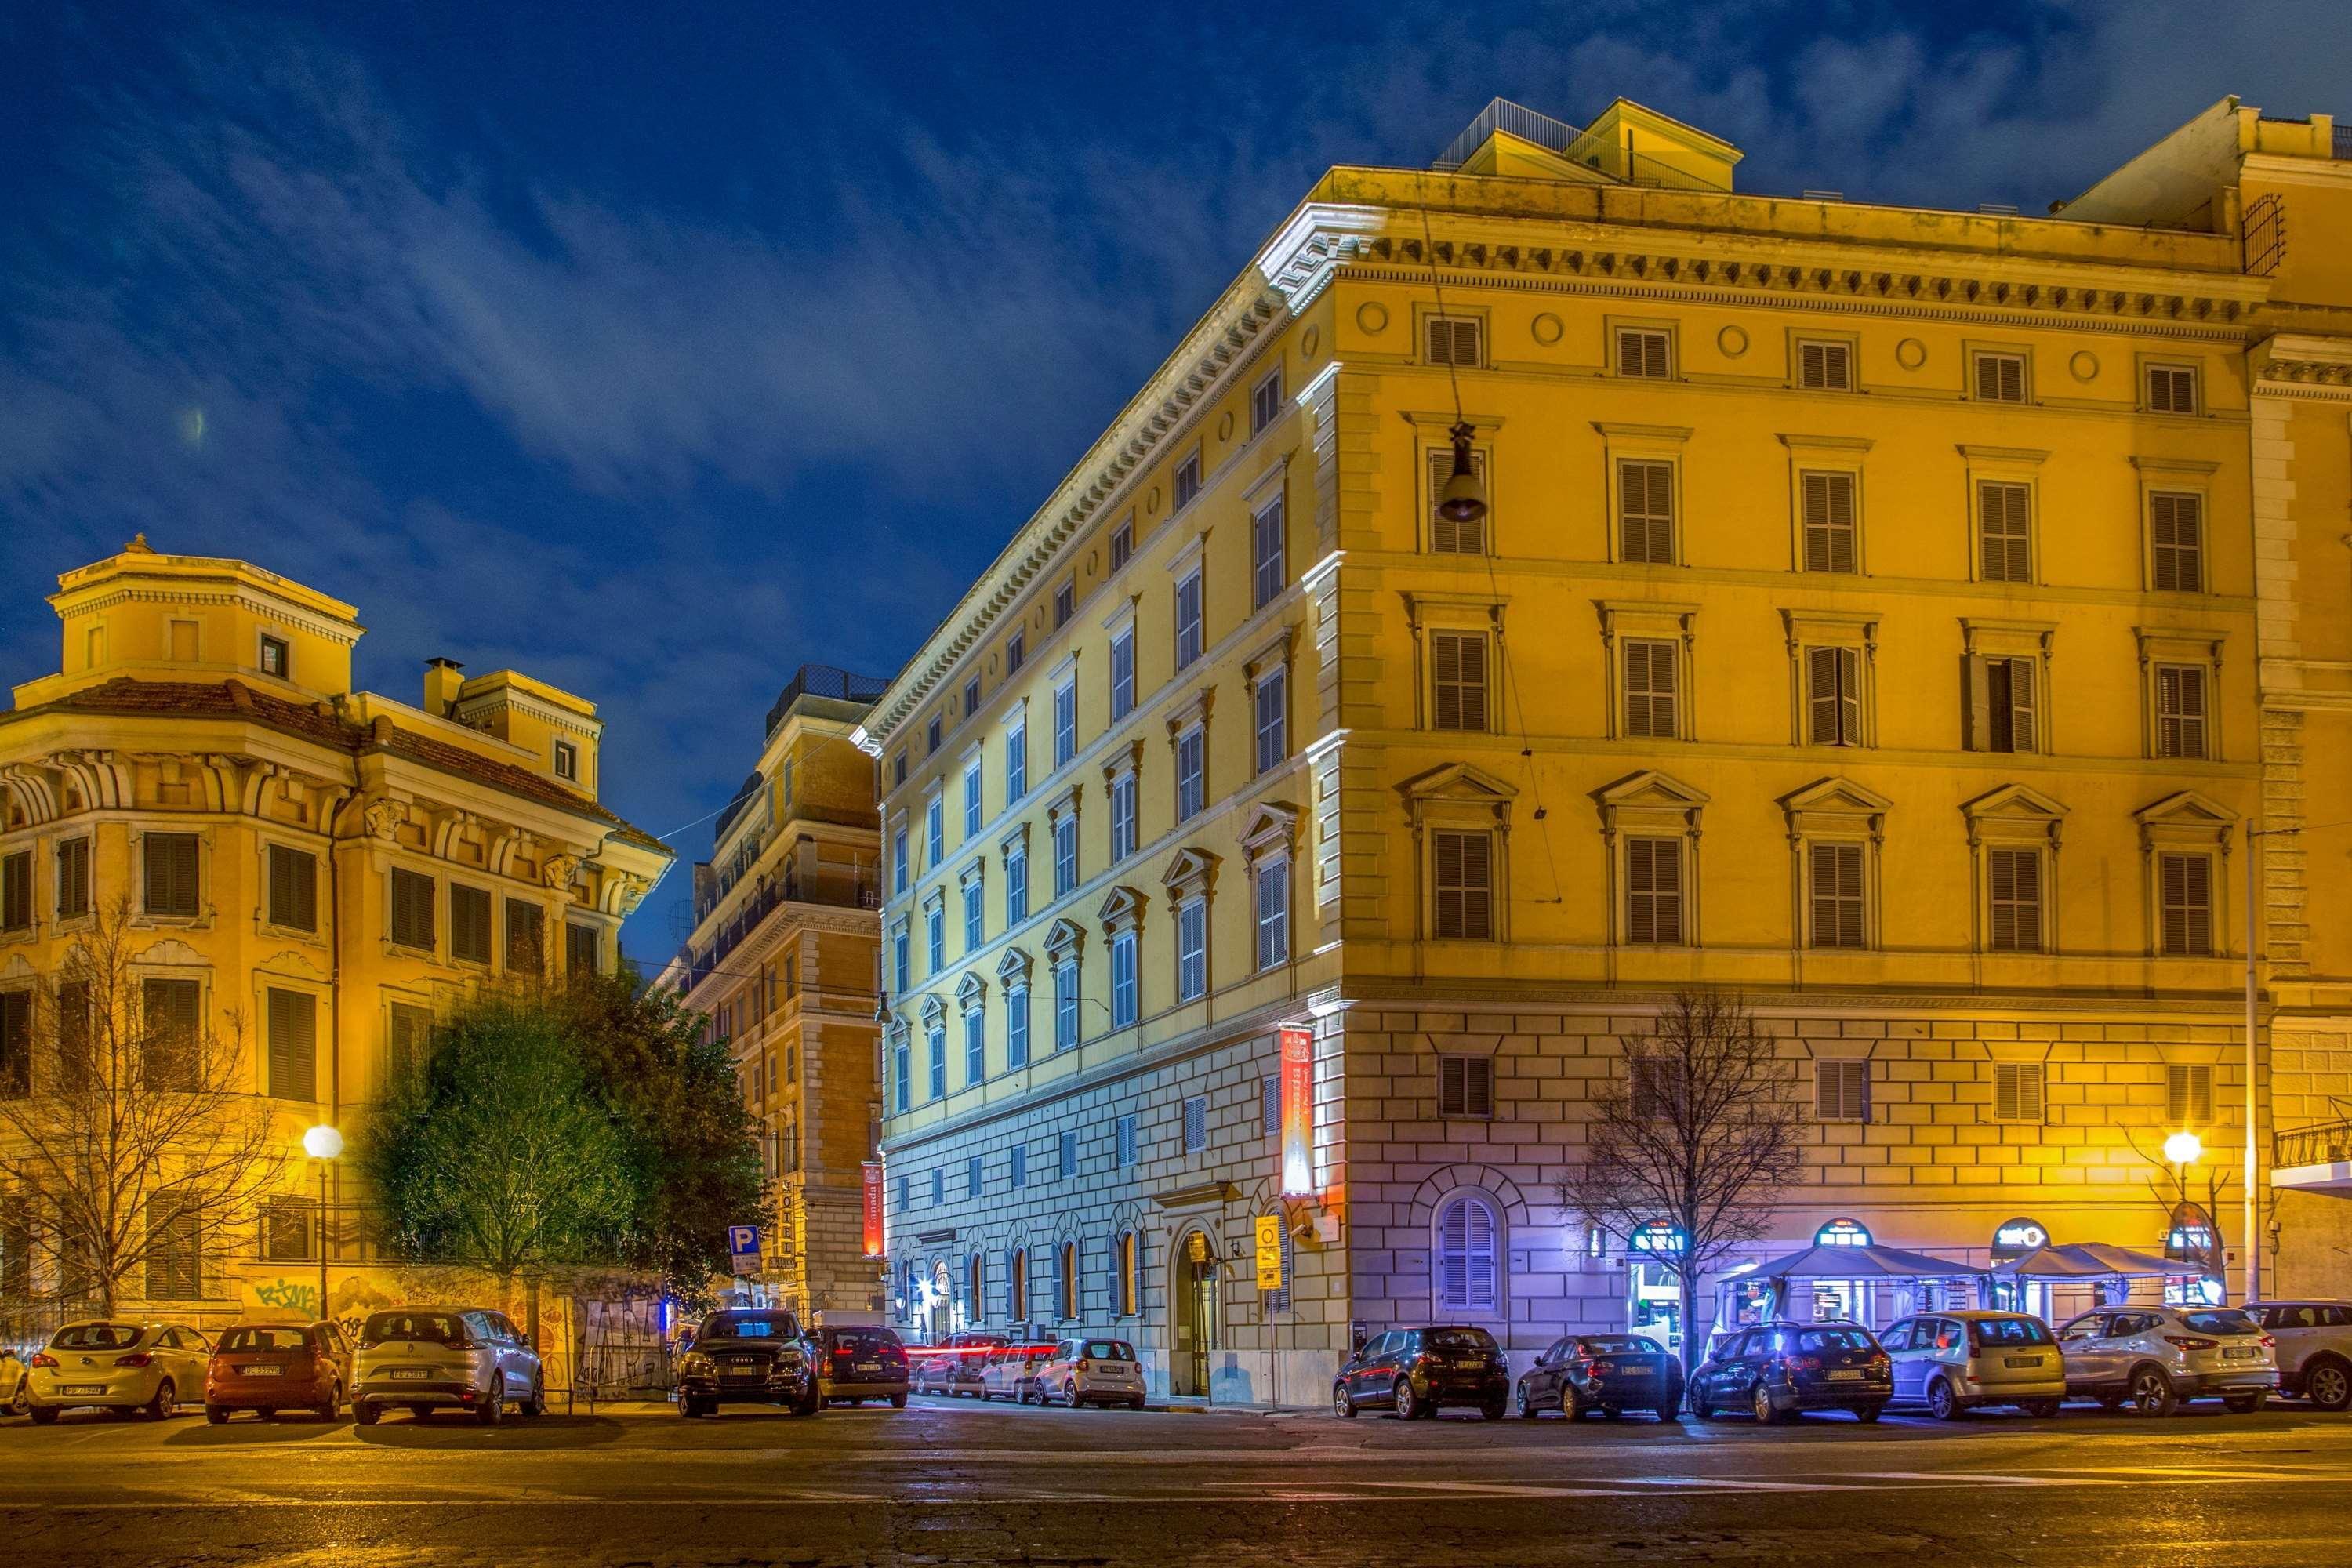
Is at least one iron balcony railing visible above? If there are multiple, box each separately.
[764,664,888,739]
[2276,1118,2352,1169]
[670,868,880,993]
[2336,123,2352,161]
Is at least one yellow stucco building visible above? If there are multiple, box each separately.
[0,539,670,1344]
[863,94,2352,1403]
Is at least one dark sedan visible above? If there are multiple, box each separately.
[1516,1334,1683,1420]
[1690,1321,1890,1423]
[677,1310,817,1418]
[806,1325,909,1408]
[1333,1325,1509,1420]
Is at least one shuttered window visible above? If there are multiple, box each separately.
[1809,843,1867,949]
[1797,339,1852,390]
[565,921,599,977]
[1254,666,1287,774]
[1807,646,1861,746]
[2158,853,2213,956]
[1617,459,1675,564]
[1994,1062,2044,1122]
[2154,666,2209,759]
[1110,630,1136,719]
[503,900,544,973]
[266,987,316,1102]
[1255,858,1290,969]
[143,833,201,918]
[1111,931,1138,1026]
[1973,352,2026,402]
[1252,496,1287,608]
[449,884,492,965]
[1183,1094,1207,1153]
[1439,1054,1494,1118]
[1117,1232,1139,1316]
[55,837,91,920]
[1174,452,1202,512]
[2151,493,2205,592]
[1987,848,2042,952]
[1432,830,1494,940]
[1176,896,1207,1002]
[145,1196,202,1300]
[1425,315,1483,367]
[1615,327,1671,379]
[1815,1059,1870,1121]
[1110,772,1138,862]
[0,851,28,931]
[267,844,318,932]
[390,869,436,951]
[1432,631,1487,731]
[2167,1063,2214,1123]
[1435,1195,1500,1313]
[1626,838,1683,945]
[141,978,201,1090]
[1006,984,1029,1069]
[964,1005,985,1086]
[1426,447,1488,554]
[263,1201,314,1263]
[0,989,30,1097]
[56,980,90,1092]
[1801,471,1858,573]
[1979,481,2032,583]
[2147,363,2198,414]
[388,1002,431,1080]
[1174,568,1204,670]
[1176,727,1205,822]
[1623,640,1679,739]
[1054,960,1080,1051]
[1967,657,2038,753]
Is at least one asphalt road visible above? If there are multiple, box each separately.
[5,1393,2352,1566]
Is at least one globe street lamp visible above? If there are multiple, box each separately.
[303,1124,343,1320]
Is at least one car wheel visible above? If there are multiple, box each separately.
[1654,1399,1680,1421]
[678,1393,699,1418]
[1750,1383,1779,1424]
[477,1375,504,1426]
[2126,1366,2177,1417]
[1392,1377,1417,1420]
[147,1380,176,1421]
[2305,1358,2352,1412]
[1691,1392,1714,1421]
[1127,1395,1145,1411]
[798,1383,822,1417]
[1480,1397,1507,1421]
[1515,1382,1539,1420]
[1855,1404,1884,1424]
[890,1392,909,1410]
[1063,1380,1080,1408]
[2223,1392,2266,1414]
[7,1377,27,1416]
[2024,1399,2061,1419]
[29,1406,59,1425]
[1334,1383,1356,1419]
[205,1405,229,1425]
[316,1382,341,1421]
[354,1401,380,1426]
[1929,1377,1965,1421]
[1559,1382,1581,1421]
[520,1374,546,1417]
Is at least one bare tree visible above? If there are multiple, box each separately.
[1561,990,1803,1377]
[0,899,288,1315]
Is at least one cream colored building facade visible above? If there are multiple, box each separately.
[864,96,2350,1403]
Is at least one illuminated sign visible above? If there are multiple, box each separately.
[1814,1218,1872,1247]
[2165,1202,2219,1271]
[1631,1221,1688,1255]
[1279,1025,1316,1196]
[1254,1215,1285,1292]
[861,1162,886,1258]
[1991,1218,2048,1261]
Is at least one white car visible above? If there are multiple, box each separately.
[2054,1305,2277,1415]
[1034,1338,1146,1409]
[25,1320,212,1422]
[352,1307,546,1425]
[2,1346,27,1415]
[2246,1301,2352,1410]
[978,1342,1058,1402]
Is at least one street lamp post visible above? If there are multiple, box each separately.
[2164,1131,2205,1301]
[303,1124,343,1320]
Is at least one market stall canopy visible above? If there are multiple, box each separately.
[1745,1243,1991,1280]
[1993,1242,2185,1279]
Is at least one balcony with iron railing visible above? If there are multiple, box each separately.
[2277,1117,2352,1171]
[670,861,880,996]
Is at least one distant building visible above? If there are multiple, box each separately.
[655,666,887,1321]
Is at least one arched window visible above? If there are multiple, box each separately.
[1058,1241,1080,1319]
[1116,1231,1139,1316]
[1009,1248,1029,1323]
[1434,1193,1502,1314]
[967,1253,985,1323]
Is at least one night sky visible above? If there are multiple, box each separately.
[3,2,2346,962]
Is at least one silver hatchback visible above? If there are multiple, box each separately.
[1882,1311,2065,1419]
[2054,1305,2277,1415]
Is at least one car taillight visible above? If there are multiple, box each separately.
[112,1352,154,1367]
[2163,1335,2219,1351]
[30,1352,57,1369]
[1867,1352,1891,1372]
[2260,1335,2278,1350]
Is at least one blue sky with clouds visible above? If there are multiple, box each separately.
[3,1,2347,961]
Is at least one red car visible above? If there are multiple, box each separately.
[205,1320,355,1422]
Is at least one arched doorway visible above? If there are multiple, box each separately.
[1170,1228,1221,1397]
[928,1261,953,1342]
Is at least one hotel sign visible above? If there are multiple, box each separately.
[1279,1025,1316,1196]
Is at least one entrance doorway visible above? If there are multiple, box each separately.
[1627,1260,1683,1359]
[928,1262,952,1342]
[1170,1231,1221,1396]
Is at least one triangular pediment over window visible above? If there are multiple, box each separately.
[1398,761,1519,805]
[955,971,988,1007]
[1593,769,1709,811]
[996,946,1033,985]
[1096,885,1148,935]
[1779,776,1894,818]
[919,994,946,1025]
[2134,790,2237,831]
[1043,917,1087,960]
[1240,800,1302,866]
[1962,782,2071,824]
[1160,846,1221,901]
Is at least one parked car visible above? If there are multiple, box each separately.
[1332,1325,1509,1420]
[2,1346,27,1415]
[910,1330,1004,1396]
[946,1338,1006,1399]
[204,1320,354,1423]
[25,1320,212,1422]
[1689,1322,1890,1423]
[806,1324,910,1407]
[352,1307,546,1426]
[2245,1301,2352,1410]
[677,1308,815,1418]
[1033,1338,1147,1409]
[978,1341,1058,1402]
[1515,1333,1682,1421]
[2054,1306,2277,1415]
[1880,1311,2063,1420]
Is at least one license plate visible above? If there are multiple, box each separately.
[60,1384,106,1396]
[1617,1365,1653,1376]
[388,1370,429,1381]
[1827,1370,1864,1381]
[2223,1347,2257,1359]
[2005,1356,2042,1369]
[854,1363,881,1374]
[246,1365,283,1377]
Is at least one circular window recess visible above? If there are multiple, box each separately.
[1352,303,1388,336]
[1218,411,1234,442]
[1895,337,1928,370]
[1146,488,1160,517]
[1716,324,1749,358]
[1532,312,1564,346]
[2070,350,2100,383]
[1301,325,1320,359]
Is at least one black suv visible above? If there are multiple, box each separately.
[677,1309,817,1418]
[1690,1321,1890,1423]
[1334,1326,1508,1420]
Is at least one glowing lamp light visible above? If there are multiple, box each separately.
[303,1124,344,1161]
[2163,1131,2204,1167]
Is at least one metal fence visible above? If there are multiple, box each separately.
[2276,1118,2352,1169]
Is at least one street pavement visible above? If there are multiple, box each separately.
[5,1393,2352,1566]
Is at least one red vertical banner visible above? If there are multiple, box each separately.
[1279,1025,1315,1196]
[861,1161,886,1258]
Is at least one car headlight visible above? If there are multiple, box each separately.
[680,1353,712,1376]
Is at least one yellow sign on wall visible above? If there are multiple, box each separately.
[1254,1215,1284,1291]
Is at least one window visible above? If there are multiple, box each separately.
[1994,1062,2044,1122]
[1978,481,2032,583]
[1006,845,1029,925]
[2151,493,2205,593]
[1176,897,1207,1002]
[926,900,945,971]
[1426,445,1488,554]
[1110,630,1135,720]
[553,739,578,781]
[1174,452,1202,512]
[1254,858,1289,969]
[927,1017,947,1101]
[1262,1075,1279,1135]
[1797,339,1852,390]
[1432,630,1488,731]
[390,867,434,951]
[1252,366,1283,434]
[1006,718,1027,804]
[1432,829,1494,941]
[1816,1059,1869,1121]
[262,1200,314,1263]
[386,1001,430,1080]
[1630,1056,1671,1121]
[53,979,89,1091]
[1439,1055,1494,1118]
[1058,1129,1078,1179]
[1616,326,1671,379]
[964,877,984,950]
[1053,813,1078,896]
[891,1028,910,1111]
[931,1169,945,1207]
[1112,518,1134,572]
[1110,771,1138,862]
[1057,1241,1079,1319]
[1625,838,1683,945]
[1967,657,2038,753]
[963,677,982,720]
[1006,630,1027,677]
[1011,1145,1029,1189]
[1623,640,1679,739]
[0,990,30,1097]
[927,716,942,754]
[1425,314,1482,366]
[565,921,599,977]
[968,1157,985,1199]
[1254,665,1287,775]
[1110,930,1139,1027]
[2168,1063,2215,1124]
[55,837,89,921]
[146,1197,201,1300]
[1618,459,1675,564]
[2147,362,2199,414]
[1987,848,2042,952]
[1054,577,1076,627]
[964,1004,984,1086]
[1809,843,1866,949]
[1801,471,1858,573]
[1973,351,2027,403]
[142,978,201,1091]
[505,899,544,973]
[1115,1112,1138,1167]
[2158,853,2213,956]
[449,884,492,965]
[1174,569,1203,670]
[1053,680,1077,767]
[1116,1231,1139,1315]
[266,844,316,932]
[1006,984,1029,1069]
[1183,1095,1207,1153]
[1176,727,1204,822]
[258,633,290,679]
[1252,496,1286,608]
[893,828,909,895]
[891,922,910,993]
[2154,665,2209,760]
[964,762,984,838]
[1054,961,1080,1051]
[0,852,27,931]
[144,832,200,918]
[926,795,945,864]
[1806,647,1861,746]
[1434,1194,1500,1313]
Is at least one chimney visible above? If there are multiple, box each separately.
[423,657,466,716]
